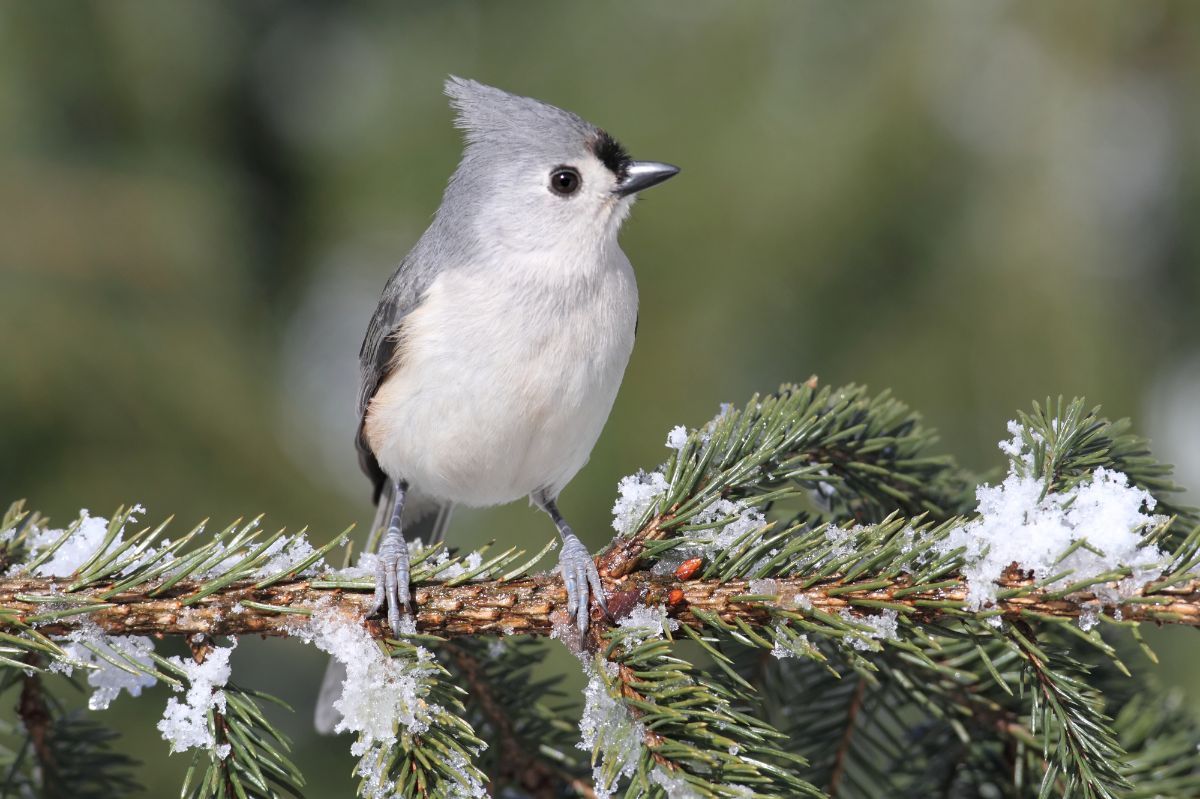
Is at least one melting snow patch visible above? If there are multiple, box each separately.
[840,609,899,651]
[617,604,678,644]
[700,402,734,444]
[49,626,157,710]
[748,578,779,597]
[355,744,484,799]
[579,661,644,799]
[770,624,810,660]
[1078,601,1102,632]
[650,767,702,798]
[822,524,861,564]
[652,499,767,576]
[434,549,484,580]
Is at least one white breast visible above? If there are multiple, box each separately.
[364,248,638,507]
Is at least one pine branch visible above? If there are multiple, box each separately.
[1009,624,1129,799]
[582,619,820,797]
[601,381,977,579]
[2,382,1197,798]
[0,567,1197,640]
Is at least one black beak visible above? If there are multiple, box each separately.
[614,161,680,197]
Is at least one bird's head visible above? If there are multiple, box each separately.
[439,76,679,258]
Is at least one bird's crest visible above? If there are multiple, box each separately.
[444,76,628,176]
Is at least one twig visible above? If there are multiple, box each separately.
[828,677,866,796]
[16,656,58,798]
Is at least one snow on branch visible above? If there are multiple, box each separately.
[2,383,1198,798]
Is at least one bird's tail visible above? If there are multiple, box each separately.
[313,657,347,735]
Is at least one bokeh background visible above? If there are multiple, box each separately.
[2,2,1199,795]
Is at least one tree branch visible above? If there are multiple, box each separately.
[828,677,866,797]
[1,567,1197,639]
[440,641,597,799]
[16,657,57,796]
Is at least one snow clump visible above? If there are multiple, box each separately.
[611,418,770,573]
[292,606,488,798]
[651,498,767,576]
[937,423,1166,616]
[610,415,716,537]
[254,532,321,578]
[611,470,670,536]
[21,505,150,578]
[292,606,438,755]
[157,640,235,753]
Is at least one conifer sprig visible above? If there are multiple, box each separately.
[353,635,488,799]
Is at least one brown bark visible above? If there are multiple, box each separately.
[1,569,1197,640]
[16,655,67,798]
[828,678,866,797]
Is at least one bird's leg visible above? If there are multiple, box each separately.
[372,479,411,633]
[534,491,607,635]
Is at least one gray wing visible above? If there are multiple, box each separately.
[356,253,437,503]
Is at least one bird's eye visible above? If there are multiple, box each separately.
[549,167,581,196]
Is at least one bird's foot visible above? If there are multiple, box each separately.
[372,525,412,634]
[558,531,607,636]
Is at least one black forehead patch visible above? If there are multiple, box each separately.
[591,130,631,180]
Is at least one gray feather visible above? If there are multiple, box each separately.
[444,75,599,151]
[355,251,440,502]
[357,254,433,419]
[313,657,345,735]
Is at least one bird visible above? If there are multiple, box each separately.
[356,77,679,637]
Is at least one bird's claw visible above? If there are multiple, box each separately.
[558,532,606,636]
[372,527,412,634]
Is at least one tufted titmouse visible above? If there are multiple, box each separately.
[357,77,679,636]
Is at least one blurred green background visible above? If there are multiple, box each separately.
[2,1,1199,795]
